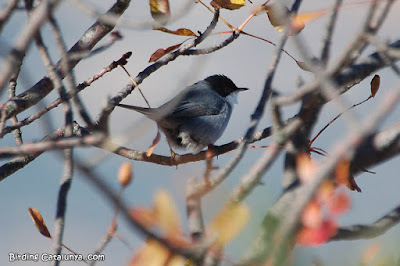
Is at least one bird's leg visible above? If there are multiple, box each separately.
[169,146,177,158]
[169,146,180,169]
[165,138,179,162]
[207,144,217,159]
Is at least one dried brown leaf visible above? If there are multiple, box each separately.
[370,74,380,98]
[149,43,182,62]
[28,208,51,238]
[152,26,198,37]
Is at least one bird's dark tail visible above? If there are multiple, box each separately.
[116,104,160,120]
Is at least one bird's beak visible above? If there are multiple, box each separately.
[237,87,249,92]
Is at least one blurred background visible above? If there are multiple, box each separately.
[1,0,399,265]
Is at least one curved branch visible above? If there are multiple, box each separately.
[331,204,400,241]
[351,122,400,175]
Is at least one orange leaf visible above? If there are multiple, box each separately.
[149,43,183,62]
[118,162,132,187]
[150,0,170,25]
[210,0,246,10]
[28,208,51,238]
[370,74,380,97]
[153,26,198,37]
[297,219,338,247]
[296,153,317,183]
[154,190,181,235]
[361,243,381,264]
[130,238,169,265]
[266,5,330,35]
[130,208,158,228]
[129,238,185,265]
[146,131,161,156]
[291,10,328,33]
[334,158,350,187]
[302,199,323,228]
[334,159,361,192]
[327,189,351,217]
[209,203,250,247]
[317,180,335,205]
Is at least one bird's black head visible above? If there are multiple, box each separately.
[204,75,248,97]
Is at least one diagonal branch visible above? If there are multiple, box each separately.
[0,0,61,92]
[0,0,131,122]
[331,204,400,241]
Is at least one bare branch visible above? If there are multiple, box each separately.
[331,204,400,241]
[0,52,129,138]
[351,122,400,175]
[0,133,103,160]
[331,0,395,76]
[0,0,61,91]
[52,149,74,266]
[0,122,87,181]
[320,0,343,64]
[0,0,131,121]
[0,0,18,33]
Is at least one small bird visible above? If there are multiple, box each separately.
[117,75,248,154]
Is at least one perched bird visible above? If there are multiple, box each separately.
[117,75,248,154]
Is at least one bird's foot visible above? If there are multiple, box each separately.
[207,144,218,160]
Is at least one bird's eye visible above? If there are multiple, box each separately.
[224,87,230,93]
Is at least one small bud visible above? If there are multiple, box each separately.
[118,162,132,188]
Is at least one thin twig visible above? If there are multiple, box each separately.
[8,73,23,145]
[0,0,61,91]
[0,122,88,182]
[52,149,74,266]
[330,0,394,76]
[0,133,104,159]
[0,0,18,33]
[48,14,94,128]
[0,0,131,122]
[320,0,343,64]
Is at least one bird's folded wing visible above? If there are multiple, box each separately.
[168,90,225,118]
